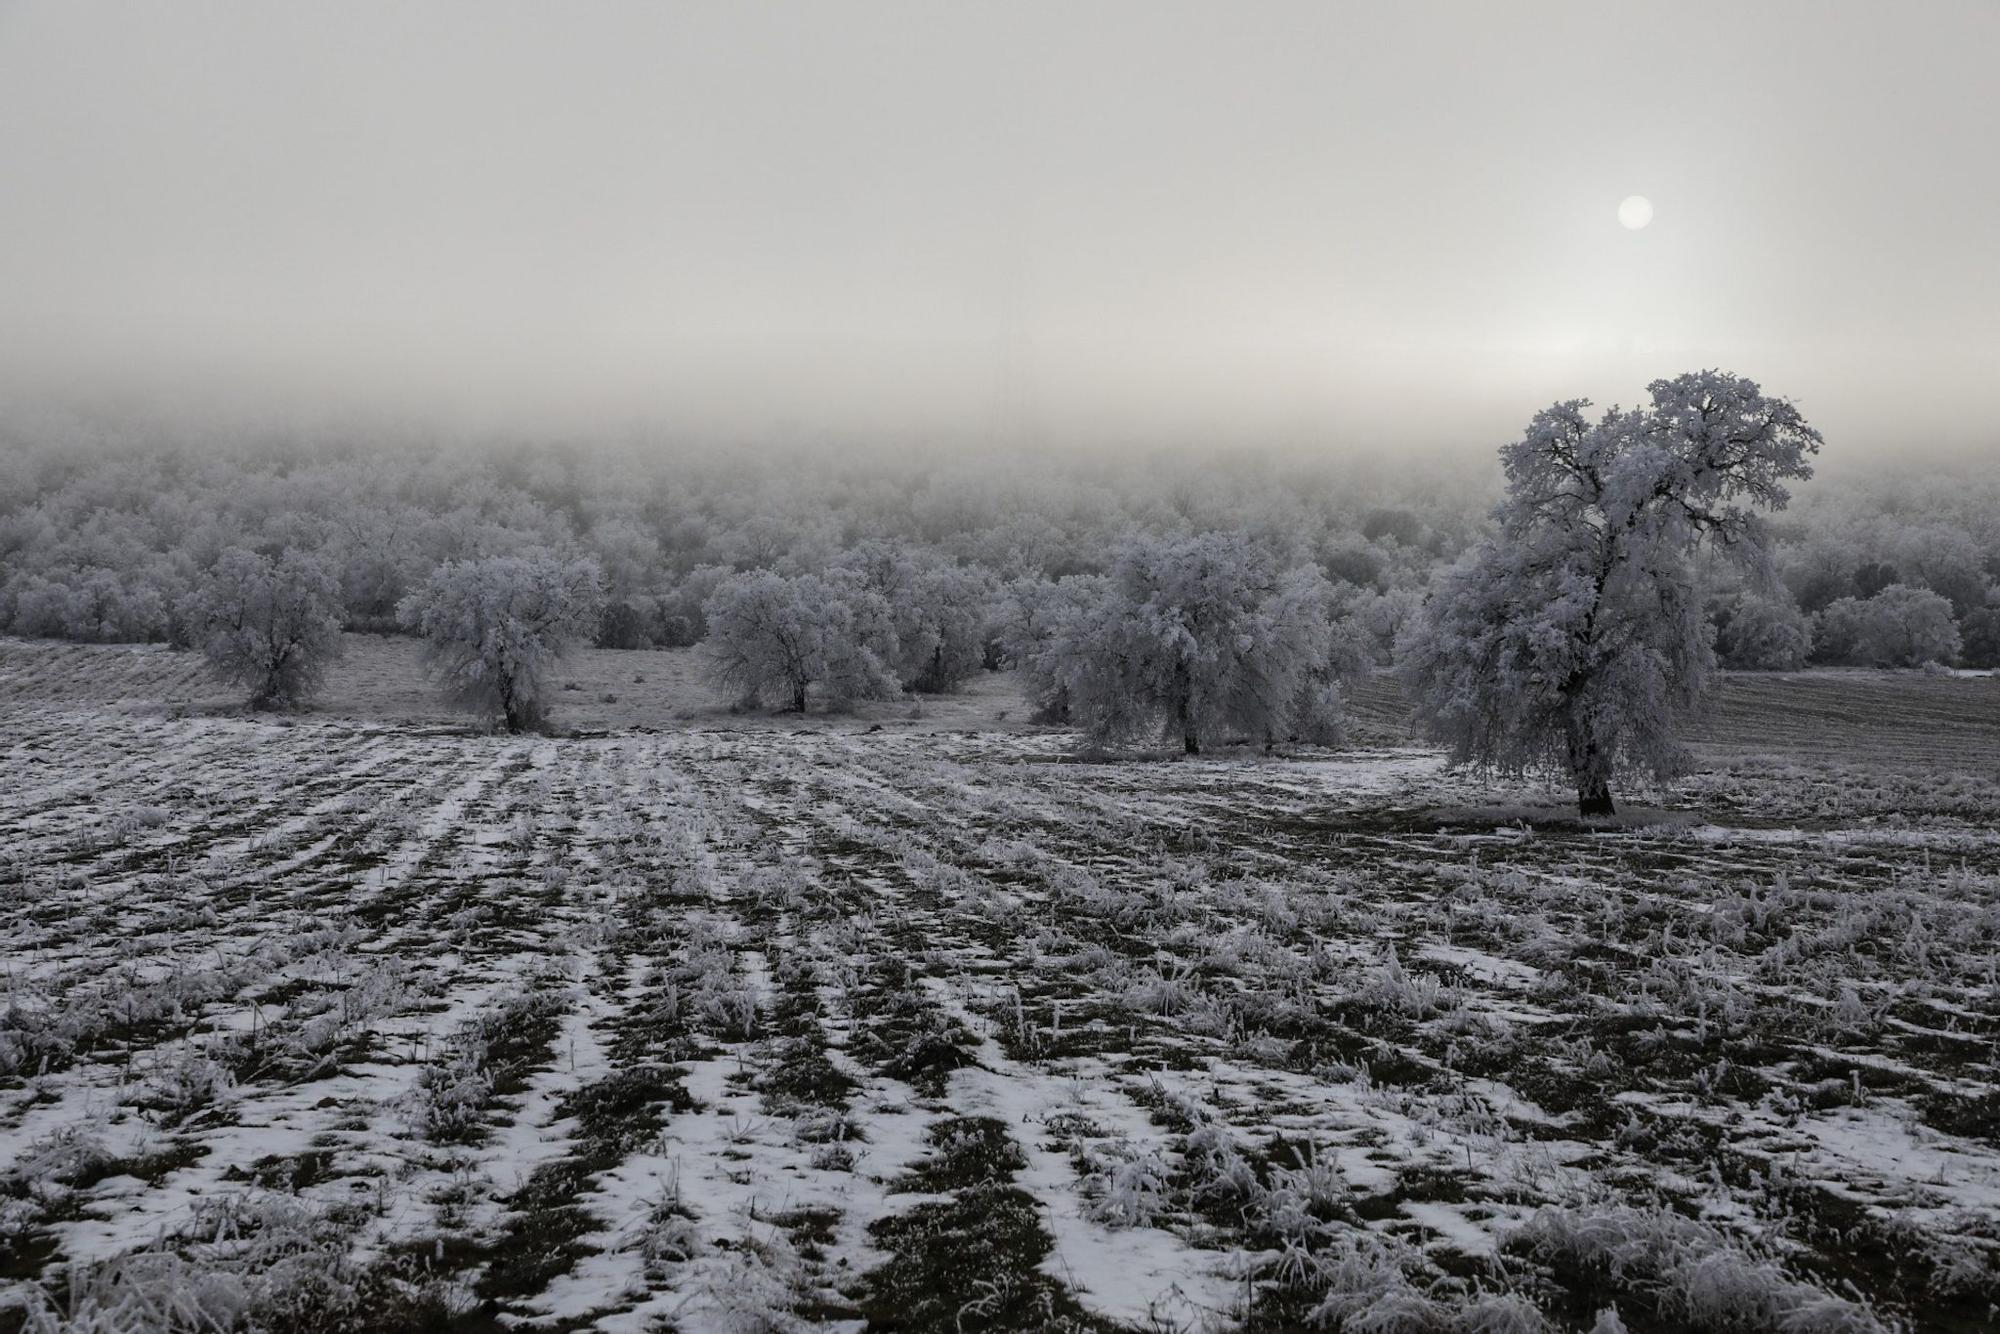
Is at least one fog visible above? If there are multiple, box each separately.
[2,1,1994,456]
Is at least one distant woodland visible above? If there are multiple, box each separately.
[2,426,1996,675]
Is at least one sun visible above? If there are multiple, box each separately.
[1618,195,1654,230]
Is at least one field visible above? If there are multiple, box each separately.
[2,638,1997,1332]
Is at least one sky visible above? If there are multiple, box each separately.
[0,1,1994,458]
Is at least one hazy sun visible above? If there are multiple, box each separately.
[1618,195,1654,230]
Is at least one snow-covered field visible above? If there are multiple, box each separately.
[3,646,1998,1331]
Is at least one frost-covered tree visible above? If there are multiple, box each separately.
[1023,532,1348,754]
[7,568,173,643]
[1892,524,1989,617]
[1807,597,1869,666]
[398,553,604,732]
[1814,585,1961,667]
[993,574,1108,723]
[1851,560,1900,600]
[1780,539,1856,615]
[837,545,996,693]
[1345,586,1423,668]
[893,562,995,692]
[1711,590,1811,670]
[588,515,666,647]
[1399,371,1821,817]
[326,503,421,633]
[1960,605,2000,669]
[702,570,899,712]
[1859,585,1962,666]
[657,563,733,647]
[183,546,345,708]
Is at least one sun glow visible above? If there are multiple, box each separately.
[1618,195,1654,230]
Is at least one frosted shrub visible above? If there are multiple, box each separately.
[10,1124,114,1189]
[698,982,759,1039]
[1711,590,1811,670]
[414,1045,494,1142]
[1456,1292,1552,1334]
[1831,983,1874,1035]
[1270,1140,1347,1218]
[0,998,75,1076]
[412,983,565,1141]
[1898,1215,1997,1297]
[1184,1124,1260,1209]
[667,932,759,1039]
[280,959,413,1069]
[746,863,817,913]
[1259,1145,1348,1249]
[6,568,175,644]
[27,1195,465,1334]
[1126,961,1200,1016]
[0,1196,41,1254]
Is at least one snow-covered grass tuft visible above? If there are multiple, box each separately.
[1077,1139,1172,1229]
[409,978,569,1142]
[1513,1204,1892,1333]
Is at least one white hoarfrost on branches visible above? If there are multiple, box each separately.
[1812,584,1962,668]
[1398,370,1821,816]
[992,572,1111,723]
[836,543,997,693]
[1018,531,1352,754]
[1710,588,1812,670]
[397,551,604,733]
[182,546,345,709]
[701,568,900,712]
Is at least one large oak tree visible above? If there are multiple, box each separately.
[1399,371,1821,816]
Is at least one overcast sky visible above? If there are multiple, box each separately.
[1,1,1994,456]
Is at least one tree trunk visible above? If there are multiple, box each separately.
[790,679,808,713]
[499,673,525,734]
[1567,723,1615,818]
[1174,660,1198,755]
[1576,772,1615,818]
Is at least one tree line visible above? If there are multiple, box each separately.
[5,375,1998,815]
[0,433,1463,650]
[170,529,1362,762]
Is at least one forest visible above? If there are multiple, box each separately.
[3,417,1996,702]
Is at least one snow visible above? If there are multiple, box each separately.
[3,705,1995,1329]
